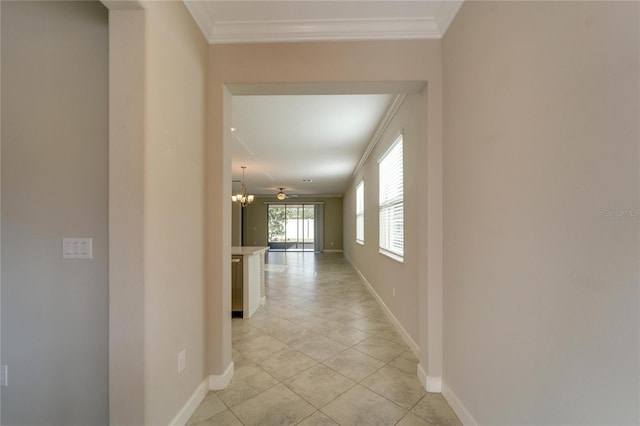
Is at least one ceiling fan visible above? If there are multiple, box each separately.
[276,187,298,200]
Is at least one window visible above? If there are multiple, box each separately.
[356,181,364,244]
[268,204,315,252]
[379,134,403,261]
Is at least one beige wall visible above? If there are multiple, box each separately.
[344,93,425,344]
[1,2,109,424]
[323,197,344,250]
[442,2,640,424]
[242,196,343,249]
[3,3,449,425]
[208,40,444,381]
[109,8,146,425]
[108,1,208,424]
[142,1,208,424]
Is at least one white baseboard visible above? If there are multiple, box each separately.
[169,378,209,426]
[427,375,442,392]
[261,296,266,306]
[344,253,419,358]
[417,363,442,392]
[442,380,478,426]
[417,363,428,388]
[208,361,234,390]
[324,249,343,253]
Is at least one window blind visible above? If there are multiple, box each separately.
[379,135,403,260]
[356,181,364,243]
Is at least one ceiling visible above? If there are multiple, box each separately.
[184,1,463,198]
[231,94,396,196]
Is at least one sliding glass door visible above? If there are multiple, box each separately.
[268,204,315,251]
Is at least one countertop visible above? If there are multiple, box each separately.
[231,246,269,256]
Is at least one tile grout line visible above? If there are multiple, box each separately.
[196,253,437,426]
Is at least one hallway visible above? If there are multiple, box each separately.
[187,252,460,425]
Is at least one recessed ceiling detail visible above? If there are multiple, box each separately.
[183,1,464,44]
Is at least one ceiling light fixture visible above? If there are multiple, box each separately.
[232,166,254,207]
[276,188,287,201]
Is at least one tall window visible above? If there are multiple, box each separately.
[356,181,364,244]
[379,134,404,261]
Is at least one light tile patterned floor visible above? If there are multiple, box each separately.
[187,252,461,426]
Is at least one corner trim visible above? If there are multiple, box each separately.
[344,253,419,357]
[417,363,442,392]
[183,1,215,39]
[427,375,442,393]
[168,378,209,426]
[434,1,465,36]
[261,296,266,306]
[101,0,145,10]
[442,380,478,426]
[208,362,234,390]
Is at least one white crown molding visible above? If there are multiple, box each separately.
[207,17,442,44]
[101,0,145,11]
[184,1,465,44]
[352,94,406,179]
[183,1,216,40]
[434,1,465,36]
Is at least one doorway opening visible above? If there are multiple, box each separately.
[268,204,315,251]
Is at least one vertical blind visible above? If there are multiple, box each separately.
[379,135,404,259]
[356,181,364,243]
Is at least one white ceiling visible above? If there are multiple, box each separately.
[184,1,463,198]
[231,94,395,196]
[183,1,463,44]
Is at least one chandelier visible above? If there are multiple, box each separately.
[232,166,255,207]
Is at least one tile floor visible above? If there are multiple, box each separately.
[187,252,461,426]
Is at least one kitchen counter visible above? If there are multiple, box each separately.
[232,246,269,256]
[231,246,268,318]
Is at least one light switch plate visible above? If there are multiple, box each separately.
[62,238,92,259]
